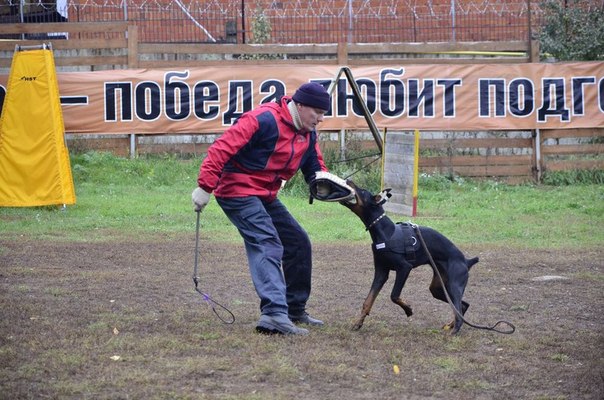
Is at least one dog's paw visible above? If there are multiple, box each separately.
[393,299,413,317]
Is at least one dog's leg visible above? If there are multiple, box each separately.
[429,278,457,332]
[429,261,468,335]
[390,264,413,317]
[353,266,389,330]
[447,283,468,334]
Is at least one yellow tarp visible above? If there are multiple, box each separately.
[0,46,75,207]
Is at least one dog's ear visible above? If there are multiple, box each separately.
[375,188,392,205]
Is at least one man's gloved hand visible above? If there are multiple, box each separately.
[192,187,211,212]
[309,171,356,203]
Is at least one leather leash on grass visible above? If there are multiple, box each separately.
[413,223,516,335]
[192,210,235,324]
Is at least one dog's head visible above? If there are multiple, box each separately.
[340,180,392,223]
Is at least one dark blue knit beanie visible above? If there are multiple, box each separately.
[292,82,331,111]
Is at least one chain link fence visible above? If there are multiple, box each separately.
[0,0,550,44]
[1,1,602,45]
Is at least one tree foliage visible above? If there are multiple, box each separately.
[538,0,604,61]
[238,7,282,60]
[249,7,272,45]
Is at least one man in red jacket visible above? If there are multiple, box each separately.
[192,82,331,335]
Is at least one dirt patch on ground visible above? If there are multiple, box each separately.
[1,238,602,399]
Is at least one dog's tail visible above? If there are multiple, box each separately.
[466,256,479,270]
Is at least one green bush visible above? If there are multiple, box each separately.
[538,0,604,61]
[71,151,198,187]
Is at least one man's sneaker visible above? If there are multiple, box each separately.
[290,312,324,326]
[256,313,309,336]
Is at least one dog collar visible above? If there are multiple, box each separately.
[366,213,386,231]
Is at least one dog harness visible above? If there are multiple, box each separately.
[372,222,420,263]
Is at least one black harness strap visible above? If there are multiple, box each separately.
[372,222,419,263]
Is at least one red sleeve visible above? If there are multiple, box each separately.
[197,113,259,192]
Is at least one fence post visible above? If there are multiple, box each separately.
[340,128,346,161]
[337,42,348,65]
[127,25,139,68]
[532,129,542,182]
[530,40,540,62]
[129,134,137,159]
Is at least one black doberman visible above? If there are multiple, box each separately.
[341,181,479,335]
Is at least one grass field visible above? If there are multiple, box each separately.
[1,153,603,399]
[1,152,602,248]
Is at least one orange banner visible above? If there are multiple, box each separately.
[1,62,602,134]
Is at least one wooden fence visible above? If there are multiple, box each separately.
[0,22,138,70]
[0,21,539,71]
[64,128,603,184]
[1,22,601,183]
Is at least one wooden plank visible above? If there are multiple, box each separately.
[347,40,530,53]
[541,128,604,139]
[421,163,532,176]
[135,42,530,66]
[541,143,604,155]
[337,42,348,65]
[420,154,532,167]
[0,38,128,51]
[420,137,532,149]
[383,131,415,216]
[138,43,338,55]
[137,58,336,68]
[545,159,604,171]
[347,57,530,65]
[55,38,127,50]
[529,40,540,62]
[54,55,128,67]
[0,22,128,35]
[127,25,138,69]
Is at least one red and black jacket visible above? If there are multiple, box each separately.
[197,96,327,201]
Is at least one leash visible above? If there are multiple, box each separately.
[340,153,382,180]
[192,210,235,324]
[411,223,516,335]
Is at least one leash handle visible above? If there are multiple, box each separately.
[195,287,235,324]
[487,320,516,335]
[192,210,235,324]
[193,210,201,285]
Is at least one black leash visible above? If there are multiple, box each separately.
[332,152,381,164]
[309,153,382,205]
[342,153,382,180]
[412,223,516,335]
[192,210,235,324]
